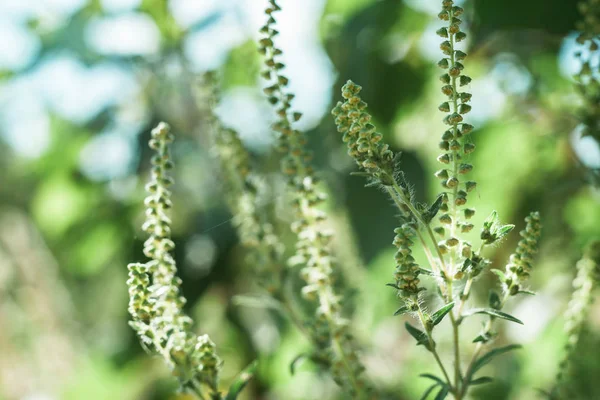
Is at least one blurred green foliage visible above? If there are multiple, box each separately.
[0,0,599,399]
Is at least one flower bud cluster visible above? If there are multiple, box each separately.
[204,72,284,294]
[434,0,477,279]
[332,81,395,185]
[259,2,368,396]
[127,123,222,396]
[574,1,600,141]
[555,240,600,396]
[502,212,541,295]
[393,220,424,299]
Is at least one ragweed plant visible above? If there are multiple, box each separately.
[202,71,334,358]
[550,241,600,399]
[573,0,600,143]
[332,1,541,398]
[202,71,285,295]
[257,0,371,397]
[127,123,255,400]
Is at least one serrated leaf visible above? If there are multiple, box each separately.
[394,306,410,316]
[431,302,455,326]
[405,322,431,350]
[434,386,449,400]
[496,224,515,239]
[225,361,257,400]
[470,376,493,386]
[420,384,441,400]
[467,344,522,382]
[462,308,523,325]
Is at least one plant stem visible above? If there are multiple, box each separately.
[459,290,511,398]
[416,306,453,389]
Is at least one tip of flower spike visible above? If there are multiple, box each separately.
[341,80,362,99]
[152,122,171,137]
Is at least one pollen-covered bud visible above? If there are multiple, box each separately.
[439,214,452,225]
[458,104,472,114]
[440,41,452,55]
[437,153,451,164]
[459,75,472,86]
[441,85,454,96]
[436,27,449,37]
[435,169,449,180]
[455,32,467,42]
[446,177,459,188]
[459,163,473,174]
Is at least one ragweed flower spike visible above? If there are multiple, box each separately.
[203,71,284,294]
[332,82,427,308]
[553,240,600,399]
[574,0,600,142]
[258,2,370,397]
[501,212,542,296]
[435,0,478,281]
[127,123,225,399]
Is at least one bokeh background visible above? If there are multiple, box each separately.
[1,0,600,399]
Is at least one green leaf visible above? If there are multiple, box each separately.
[470,376,493,386]
[518,289,536,296]
[423,195,444,223]
[386,282,400,290]
[434,386,449,400]
[472,331,494,343]
[419,267,434,276]
[482,210,498,230]
[431,302,455,326]
[232,294,282,310]
[225,361,258,400]
[496,224,515,239]
[420,384,441,400]
[420,373,446,386]
[488,290,501,310]
[405,322,432,350]
[490,269,506,282]
[462,308,523,325]
[394,306,410,316]
[467,344,522,382]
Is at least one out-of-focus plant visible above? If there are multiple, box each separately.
[331,1,542,398]
[127,123,255,400]
[572,0,600,184]
[122,1,600,399]
[549,241,599,399]
[256,1,372,397]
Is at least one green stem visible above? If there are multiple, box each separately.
[459,290,512,398]
[416,306,453,389]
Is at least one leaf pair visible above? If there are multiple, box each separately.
[420,374,450,400]
[481,210,515,245]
